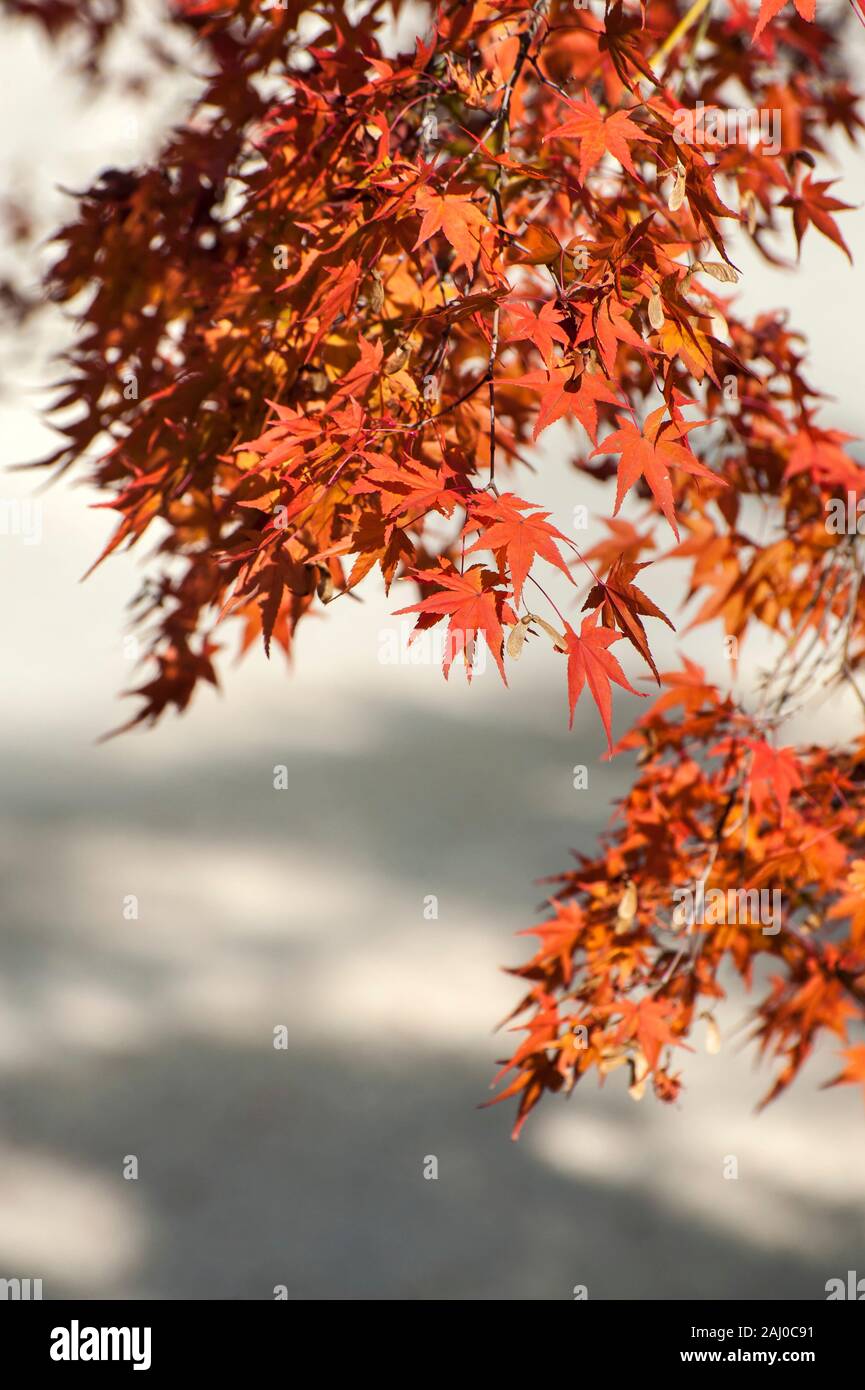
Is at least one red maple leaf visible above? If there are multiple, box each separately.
[592,406,716,539]
[828,860,865,950]
[545,91,656,182]
[582,557,675,681]
[395,562,516,682]
[605,997,687,1071]
[504,299,569,364]
[745,739,803,823]
[412,188,491,272]
[465,492,574,605]
[779,175,853,261]
[651,656,719,715]
[518,364,622,441]
[562,609,642,748]
[753,0,815,42]
[784,427,863,489]
[576,295,648,376]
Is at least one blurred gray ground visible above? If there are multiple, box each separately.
[1,690,864,1300]
[1,6,865,1301]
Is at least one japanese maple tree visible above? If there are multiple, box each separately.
[9,0,865,1135]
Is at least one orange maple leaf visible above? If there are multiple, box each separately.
[828,860,865,949]
[824,1045,865,1108]
[779,175,853,261]
[412,188,491,272]
[395,562,516,682]
[651,656,719,715]
[753,0,815,42]
[518,363,622,441]
[562,609,642,748]
[545,91,656,182]
[592,406,716,539]
[746,739,803,823]
[465,492,574,605]
[604,996,687,1071]
[503,299,569,364]
[582,557,675,681]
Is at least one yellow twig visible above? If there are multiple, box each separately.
[650,0,712,68]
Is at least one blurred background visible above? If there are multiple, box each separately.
[1,3,864,1300]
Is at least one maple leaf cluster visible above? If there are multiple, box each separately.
[10,0,865,1134]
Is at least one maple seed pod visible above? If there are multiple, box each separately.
[741,188,758,235]
[526,612,567,652]
[507,617,530,660]
[695,260,740,285]
[316,567,335,603]
[597,1044,629,1077]
[648,285,664,332]
[369,270,385,314]
[615,878,638,933]
[708,307,728,340]
[699,1012,722,1055]
[419,109,438,149]
[385,337,411,374]
[668,161,686,212]
[306,367,329,394]
[628,1050,650,1101]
